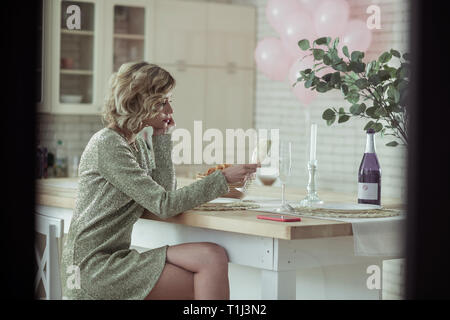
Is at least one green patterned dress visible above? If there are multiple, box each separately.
[60,127,229,299]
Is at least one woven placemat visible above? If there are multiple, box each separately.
[193,200,261,211]
[291,206,401,218]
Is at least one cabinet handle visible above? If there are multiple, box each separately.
[226,62,236,74]
[176,60,187,72]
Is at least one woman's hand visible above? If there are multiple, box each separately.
[220,163,261,184]
[153,117,176,136]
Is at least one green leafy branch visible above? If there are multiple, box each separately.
[296,37,409,147]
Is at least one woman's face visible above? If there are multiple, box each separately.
[143,92,174,131]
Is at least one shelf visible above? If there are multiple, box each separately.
[61,29,94,36]
[113,33,145,40]
[60,69,93,75]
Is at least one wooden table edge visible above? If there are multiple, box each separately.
[36,192,354,240]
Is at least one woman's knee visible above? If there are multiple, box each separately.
[201,242,229,267]
[165,242,229,273]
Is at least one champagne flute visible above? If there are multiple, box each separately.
[236,138,271,192]
[252,138,272,185]
[256,139,277,186]
[275,141,295,213]
[257,139,272,166]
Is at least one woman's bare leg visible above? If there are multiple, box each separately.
[145,262,194,300]
[166,242,230,300]
[145,242,229,300]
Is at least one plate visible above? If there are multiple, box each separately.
[311,202,382,210]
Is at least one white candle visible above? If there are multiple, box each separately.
[309,123,317,162]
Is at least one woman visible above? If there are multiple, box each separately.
[60,61,259,300]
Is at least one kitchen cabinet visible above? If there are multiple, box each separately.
[157,64,206,137]
[154,65,255,165]
[206,2,256,69]
[153,0,255,68]
[37,0,44,109]
[41,0,256,134]
[45,0,105,114]
[102,0,155,99]
[157,65,255,165]
[204,68,254,163]
[154,0,207,66]
[204,68,254,132]
[153,1,256,164]
[43,0,154,114]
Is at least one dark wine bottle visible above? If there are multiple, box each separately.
[358,128,381,205]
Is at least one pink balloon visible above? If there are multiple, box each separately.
[297,0,324,15]
[288,55,333,86]
[288,55,310,85]
[266,0,303,34]
[254,37,291,81]
[314,0,350,38]
[292,85,317,105]
[280,10,317,60]
[339,19,372,53]
[288,56,318,105]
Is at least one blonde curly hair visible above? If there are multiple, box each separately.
[102,61,176,134]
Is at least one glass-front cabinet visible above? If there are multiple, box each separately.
[112,5,146,71]
[46,0,104,114]
[37,0,44,106]
[102,0,153,96]
[59,1,95,105]
[44,0,153,114]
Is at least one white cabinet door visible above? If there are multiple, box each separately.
[206,3,256,68]
[205,68,254,131]
[204,68,254,164]
[40,0,53,113]
[154,0,207,66]
[102,0,154,104]
[49,0,105,114]
[158,64,206,139]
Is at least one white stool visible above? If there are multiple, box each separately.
[35,213,64,300]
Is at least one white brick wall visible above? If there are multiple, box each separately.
[38,0,408,202]
[37,114,104,176]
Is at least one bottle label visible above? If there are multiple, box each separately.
[358,182,378,200]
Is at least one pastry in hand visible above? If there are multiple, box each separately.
[204,164,232,176]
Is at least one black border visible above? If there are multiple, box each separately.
[1,0,38,300]
[1,0,450,304]
[404,0,450,299]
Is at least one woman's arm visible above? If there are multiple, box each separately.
[151,134,176,191]
[97,138,229,220]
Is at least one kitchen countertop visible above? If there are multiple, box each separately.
[35,177,403,240]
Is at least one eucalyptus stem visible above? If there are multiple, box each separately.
[365,85,408,142]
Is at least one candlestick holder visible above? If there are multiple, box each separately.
[299,160,324,207]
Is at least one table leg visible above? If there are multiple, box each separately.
[261,269,296,300]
